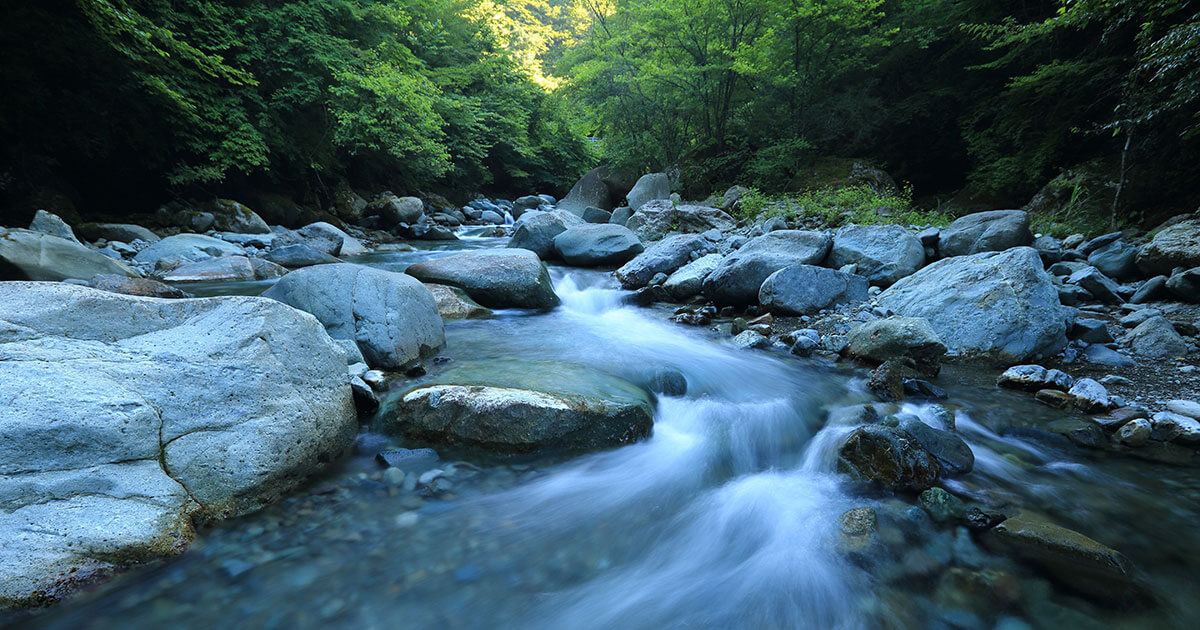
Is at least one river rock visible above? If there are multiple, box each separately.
[837,425,941,492]
[263,264,444,369]
[984,515,1135,600]
[1135,217,1200,275]
[86,274,190,299]
[206,199,270,234]
[300,222,368,256]
[1,228,139,281]
[405,248,560,309]
[1067,266,1123,304]
[1129,275,1169,304]
[757,265,868,315]
[1123,316,1188,358]
[559,166,615,215]
[662,253,724,300]
[582,207,613,223]
[77,223,161,244]
[508,211,568,260]
[610,206,633,226]
[703,230,832,305]
[553,224,644,267]
[1152,411,1200,443]
[827,224,925,286]
[1117,419,1152,446]
[732,330,771,349]
[386,361,653,453]
[160,255,259,283]
[0,282,356,609]
[262,244,341,268]
[28,210,80,244]
[877,247,1067,362]
[1166,267,1200,302]
[898,416,974,475]
[997,365,1074,392]
[625,199,736,240]
[1069,318,1113,344]
[1068,378,1110,412]
[1087,240,1139,280]
[133,233,244,268]
[424,283,492,319]
[1166,400,1200,420]
[364,194,424,228]
[845,317,947,364]
[625,173,670,211]
[615,234,718,288]
[511,195,544,219]
[938,210,1032,257]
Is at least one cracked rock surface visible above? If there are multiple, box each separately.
[0,282,357,608]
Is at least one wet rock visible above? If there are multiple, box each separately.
[997,365,1075,392]
[86,274,190,298]
[424,283,492,320]
[263,264,445,369]
[732,330,771,349]
[758,264,869,316]
[375,448,439,472]
[406,248,559,309]
[1067,266,1123,304]
[1123,316,1188,358]
[1,228,139,281]
[838,507,878,554]
[350,375,380,415]
[918,488,967,522]
[827,224,925,286]
[899,417,974,475]
[262,243,341,268]
[868,361,907,402]
[0,282,356,608]
[645,367,688,396]
[615,234,718,288]
[703,230,832,305]
[625,199,735,240]
[1045,418,1108,448]
[1150,411,1200,444]
[1135,217,1200,275]
[903,379,948,400]
[508,210,568,260]
[846,317,946,366]
[837,425,942,492]
[877,247,1067,362]
[984,515,1136,601]
[790,335,819,357]
[77,223,160,244]
[1096,406,1146,432]
[387,361,654,454]
[1116,419,1152,446]
[1068,378,1110,412]
[662,253,723,300]
[1034,389,1073,408]
[302,222,368,256]
[937,210,1032,257]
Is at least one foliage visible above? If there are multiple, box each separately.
[733,184,951,228]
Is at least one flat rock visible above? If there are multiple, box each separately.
[984,515,1135,601]
[759,265,869,315]
[1,228,139,281]
[997,365,1074,391]
[262,244,341,268]
[77,223,160,244]
[86,274,190,299]
[405,248,559,309]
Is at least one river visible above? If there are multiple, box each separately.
[12,229,1200,629]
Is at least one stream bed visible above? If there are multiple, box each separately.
[11,233,1200,630]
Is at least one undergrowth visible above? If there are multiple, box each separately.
[733,185,953,228]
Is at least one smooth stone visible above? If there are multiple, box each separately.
[827,224,925,286]
[899,417,974,475]
[625,172,671,211]
[1,228,139,281]
[837,425,941,492]
[553,224,644,267]
[1166,400,1200,420]
[1068,378,1110,412]
[424,283,492,320]
[662,253,724,300]
[86,274,190,299]
[1116,419,1152,446]
[508,210,568,260]
[615,234,718,288]
[405,249,559,309]
[984,515,1135,601]
[759,265,869,316]
[845,316,947,364]
[937,210,1032,257]
[702,230,832,305]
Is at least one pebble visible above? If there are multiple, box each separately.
[395,511,420,528]
[362,370,386,388]
[382,467,406,486]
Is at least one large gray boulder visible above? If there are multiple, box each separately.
[828,224,925,286]
[208,199,271,234]
[558,166,614,215]
[615,233,718,288]
[877,247,1068,362]
[364,194,424,228]
[508,210,567,259]
[299,222,368,256]
[626,200,736,240]
[938,210,1033,257]
[511,195,544,219]
[625,173,670,211]
[662,253,724,300]
[1137,218,1200,275]
[263,264,444,369]
[133,233,244,268]
[1123,316,1188,358]
[405,248,559,309]
[758,265,868,315]
[1,228,139,281]
[553,224,644,267]
[845,317,947,364]
[385,361,653,454]
[0,283,356,609]
[702,230,832,305]
[1087,240,1139,280]
[77,223,160,244]
[28,210,80,244]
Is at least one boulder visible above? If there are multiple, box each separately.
[625,199,736,240]
[508,211,568,260]
[160,256,259,283]
[262,264,444,369]
[582,206,612,224]
[702,230,833,305]
[1,229,139,281]
[86,274,190,299]
[29,210,80,244]
[553,224,644,267]
[385,361,653,454]
[76,223,160,244]
[364,194,424,228]
[511,195,544,218]
[208,199,270,234]
[262,244,341,268]
[877,247,1067,362]
[758,265,869,315]
[625,173,670,211]
[1067,266,1123,304]
[133,233,244,268]
[827,224,925,286]
[1167,267,1200,302]
[897,416,974,476]
[424,283,492,320]
[662,253,724,300]
[997,365,1074,392]
[984,515,1135,600]
[558,166,614,215]
[615,234,718,288]
[1135,217,1200,275]
[845,317,947,364]
[1068,378,1111,412]
[1087,240,1139,280]
[1123,316,1188,358]
[837,425,941,492]
[0,282,356,608]
[722,185,751,211]
[609,206,633,226]
[300,222,368,256]
[937,210,1032,257]
[405,248,560,309]
[480,209,506,225]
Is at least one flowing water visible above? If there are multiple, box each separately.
[10,232,1200,629]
